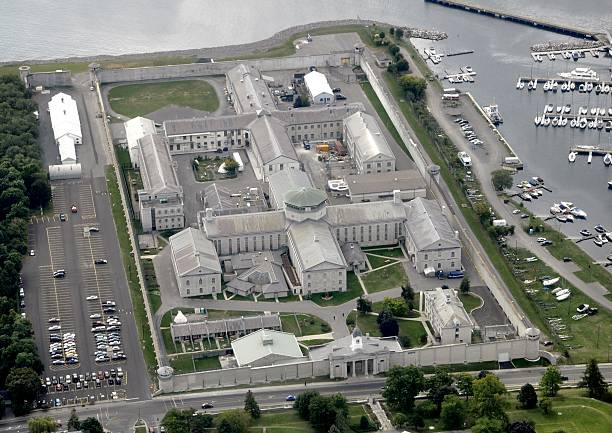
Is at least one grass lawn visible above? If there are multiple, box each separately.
[507,389,612,433]
[281,314,330,337]
[361,82,408,155]
[362,246,405,258]
[134,426,147,433]
[108,80,219,117]
[311,272,364,306]
[348,312,427,347]
[300,339,334,347]
[251,409,315,433]
[193,156,225,182]
[169,354,220,374]
[360,263,407,293]
[366,253,399,270]
[161,328,178,354]
[459,293,482,312]
[372,300,420,318]
[106,166,157,377]
[205,309,258,320]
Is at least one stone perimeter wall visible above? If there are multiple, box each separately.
[158,337,536,393]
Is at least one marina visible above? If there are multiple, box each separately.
[444,67,477,83]
[422,47,474,64]
[530,47,607,62]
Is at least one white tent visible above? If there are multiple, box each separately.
[57,135,76,164]
[173,310,188,324]
[48,92,82,144]
[304,71,334,104]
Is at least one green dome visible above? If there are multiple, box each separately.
[284,187,327,209]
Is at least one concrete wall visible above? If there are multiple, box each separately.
[97,53,356,84]
[158,336,538,393]
[25,70,72,88]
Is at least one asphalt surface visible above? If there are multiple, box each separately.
[1,363,610,433]
[21,85,150,406]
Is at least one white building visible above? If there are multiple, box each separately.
[48,92,82,164]
[343,111,396,174]
[226,64,275,114]
[423,287,474,345]
[169,228,221,297]
[231,329,305,367]
[124,116,156,167]
[48,163,81,180]
[304,70,334,104]
[345,170,426,203]
[136,134,185,232]
[404,197,461,275]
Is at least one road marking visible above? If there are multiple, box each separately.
[79,184,97,219]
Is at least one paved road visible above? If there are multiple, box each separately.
[21,83,150,403]
[424,81,612,311]
[1,363,610,433]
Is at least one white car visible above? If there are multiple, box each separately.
[576,304,590,314]
[90,314,101,319]
[29,249,35,256]
[86,295,98,301]
[537,237,547,243]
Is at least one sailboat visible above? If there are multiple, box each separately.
[604,153,612,166]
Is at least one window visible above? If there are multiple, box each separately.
[424,254,428,260]
[212,278,216,284]
[186,289,190,295]
[451,262,454,268]
[451,251,455,258]
[186,280,190,286]
[437,263,441,268]
[199,278,202,284]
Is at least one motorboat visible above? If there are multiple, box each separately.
[558,67,599,81]
[543,277,560,287]
[565,214,574,222]
[556,291,571,301]
[560,201,574,209]
[568,152,577,162]
[556,289,571,297]
[556,215,568,222]
[594,238,604,247]
[520,193,532,201]
[563,104,571,113]
[550,205,561,214]
[529,191,539,199]
[570,208,587,219]
[534,116,542,126]
[604,153,612,166]
[544,104,554,113]
[609,180,612,189]
[551,286,564,295]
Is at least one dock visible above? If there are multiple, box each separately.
[570,146,612,156]
[424,0,607,42]
[518,77,612,87]
[530,47,604,62]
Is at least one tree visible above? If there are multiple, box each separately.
[389,27,395,35]
[244,390,261,419]
[67,409,80,431]
[27,417,57,433]
[507,420,537,433]
[440,395,465,429]
[356,297,372,314]
[382,366,425,412]
[378,314,399,337]
[471,374,508,425]
[224,158,240,176]
[491,169,513,191]
[401,285,415,310]
[359,415,371,431]
[539,397,553,415]
[215,409,251,433]
[398,75,427,101]
[459,277,470,294]
[455,373,474,400]
[396,59,409,73]
[161,409,193,433]
[6,367,43,415]
[79,417,104,433]
[190,414,213,433]
[425,367,455,413]
[407,412,424,431]
[396,28,404,39]
[471,417,505,433]
[517,383,538,409]
[308,394,348,433]
[378,31,385,39]
[388,43,400,57]
[382,297,408,317]
[578,359,608,399]
[294,390,320,419]
[540,366,563,397]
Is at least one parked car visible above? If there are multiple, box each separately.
[286,395,296,401]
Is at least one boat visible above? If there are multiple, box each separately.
[565,214,574,222]
[544,104,554,113]
[594,238,604,247]
[556,291,571,301]
[550,205,561,214]
[570,208,587,219]
[556,215,568,222]
[519,193,531,201]
[560,201,574,208]
[534,116,542,126]
[543,277,560,287]
[551,286,564,295]
[556,289,571,297]
[572,314,587,321]
[529,191,539,199]
[604,153,612,166]
[568,152,577,162]
[483,104,503,125]
[558,67,599,81]
[609,180,612,189]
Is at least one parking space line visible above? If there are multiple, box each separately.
[78,184,96,219]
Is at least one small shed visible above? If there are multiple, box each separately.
[49,163,81,180]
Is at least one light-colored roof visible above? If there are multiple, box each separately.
[309,334,402,360]
[268,170,314,209]
[125,117,156,162]
[231,329,303,366]
[227,64,275,113]
[48,92,82,141]
[203,210,286,237]
[346,170,425,195]
[273,103,364,125]
[325,200,407,226]
[58,135,76,163]
[304,70,333,98]
[344,111,395,162]
[171,314,281,339]
[404,198,460,251]
[163,113,256,136]
[284,187,327,209]
[227,256,288,296]
[288,220,346,270]
[137,134,181,194]
[249,115,298,165]
[173,310,188,324]
[424,287,472,328]
[169,228,221,276]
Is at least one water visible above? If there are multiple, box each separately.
[1,0,610,259]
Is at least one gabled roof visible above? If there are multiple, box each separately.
[424,287,472,328]
[344,111,395,162]
[231,329,303,366]
[248,114,298,165]
[309,333,402,360]
[227,64,275,113]
[273,103,364,125]
[125,117,156,161]
[288,220,346,271]
[345,169,425,195]
[48,92,82,141]
[137,134,182,194]
[58,135,76,163]
[170,228,221,276]
[304,70,333,97]
[203,210,286,237]
[325,200,407,226]
[163,113,256,136]
[268,170,314,209]
[404,198,460,251]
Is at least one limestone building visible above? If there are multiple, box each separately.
[423,287,474,345]
[124,116,156,166]
[169,228,221,297]
[343,111,396,174]
[231,329,305,367]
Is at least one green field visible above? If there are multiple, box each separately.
[169,354,221,374]
[366,253,399,270]
[280,314,330,337]
[205,309,258,320]
[459,293,482,312]
[300,339,334,347]
[160,308,195,328]
[311,272,364,306]
[348,312,427,347]
[372,300,420,318]
[108,80,219,117]
[360,263,407,293]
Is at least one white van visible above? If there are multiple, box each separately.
[457,151,472,167]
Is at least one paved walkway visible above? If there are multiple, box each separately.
[369,400,394,431]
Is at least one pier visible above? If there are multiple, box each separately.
[570,146,612,156]
[424,0,607,42]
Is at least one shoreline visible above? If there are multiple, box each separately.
[0,19,386,67]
